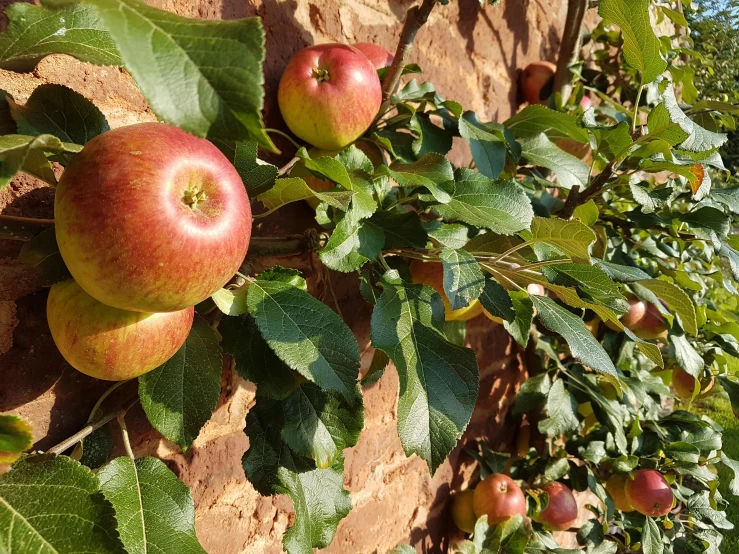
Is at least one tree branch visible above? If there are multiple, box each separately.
[379,0,438,114]
[0,214,55,241]
[552,0,589,105]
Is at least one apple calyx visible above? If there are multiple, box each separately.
[182,188,207,209]
[312,67,331,82]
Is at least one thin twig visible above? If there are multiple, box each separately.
[552,0,589,105]
[245,230,324,259]
[379,0,439,114]
[0,214,55,241]
[278,156,300,177]
[266,128,302,150]
[117,412,135,460]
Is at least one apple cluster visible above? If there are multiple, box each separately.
[47,123,252,381]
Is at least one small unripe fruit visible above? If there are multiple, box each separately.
[605,474,634,512]
[519,61,556,105]
[535,482,578,531]
[625,470,674,517]
[452,489,477,533]
[473,474,527,524]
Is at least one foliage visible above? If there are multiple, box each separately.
[0,0,738,553]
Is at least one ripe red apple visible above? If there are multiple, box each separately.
[452,489,477,533]
[409,259,483,321]
[535,482,578,531]
[606,298,667,340]
[605,474,634,512]
[580,96,592,110]
[354,42,394,70]
[47,280,194,380]
[473,474,527,524]
[278,44,382,150]
[519,61,556,105]
[625,470,674,517]
[55,123,251,313]
[672,367,699,399]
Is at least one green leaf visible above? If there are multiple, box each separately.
[636,279,697,335]
[0,3,121,71]
[687,491,733,530]
[440,248,485,310]
[424,221,469,249]
[529,217,596,263]
[242,399,351,554]
[504,105,590,143]
[680,207,730,246]
[139,316,223,450]
[477,278,515,322]
[0,414,33,464]
[538,379,580,436]
[381,153,455,203]
[318,214,385,272]
[51,0,275,150]
[514,373,551,415]
[432,168,534,235]
[17,227,72,287]
[246,271,361,403]
[661,85,728,152]
[0,134,81,189]
[712,186,739,215]
[573,200,599,226]
[370,211,428,249]
[232,142,278,196]
[370,271,479,474]
[503,290,535,347]
[594,259,650,282]
[641,517,663,554]
[544,457,570,481]
[458,114,508,179]
[360,349,389,387]
[720,453,739,496]
[669,334,704,379]
[599,0,667,84]
[410,112,453,158]
[541,263,626,312]
[532,296,617,375]
[211,287,248,316]
[9,84,109,149]
[77,427,113,470]
[0,454,125,553]
[256,177,353,214]
[647,103,689,146]
[519,133,590,190]
[98,457,206,554]
[220,313,299,400]
[281,383,363,469]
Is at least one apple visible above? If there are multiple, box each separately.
[625,469,674,517]
[535,482,578,531]
[55,122,251,313]
[672,367,699,399]
[605,474,634,512]
[606,298,667,340]
[452,489,477,533]
[278,44,382,150]
[519,61,556,105]
[47,280,194,380]
[473,474,527,524]
[353,42,394,70]
[409,260,483,321]
[580,95,592,110]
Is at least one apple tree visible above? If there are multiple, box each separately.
[0,0,738,553]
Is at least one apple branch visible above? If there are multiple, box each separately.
[552,0,589,105]
[0,214,55,240]
[379,0,438,114]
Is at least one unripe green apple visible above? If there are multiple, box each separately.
[625,469,674,517]
[278,44,382,150]
[47,280,193,380]
[452,489,477,533]
[534,482,578,531]
[55,123,251,313]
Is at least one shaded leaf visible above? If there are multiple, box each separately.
[319,214,385,272]
[440,248,485,310]
[519,133,589,190]
[0,414,33,464]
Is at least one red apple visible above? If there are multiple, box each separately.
[621,299,667,340]
[55,123,251,313]
[605,474,634,512]
[625,469,674,517]
[353,42,394,70]
[452,489,477,533]
[47,279,194,380]
[672,367,699,399]
[278,44,382,150]
[580,96,592,110]
[473,474,527,524]
[519,61,556,105]
[535,482,578,531]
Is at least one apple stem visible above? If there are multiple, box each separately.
[552,0,589,106]
[379,0,439,114]
[0,214,55,241]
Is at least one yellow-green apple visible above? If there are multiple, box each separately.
[409,259,483,321]
[278,44,382,150]
[625,469,674,517]
[605,474,634,512]
[519,61,556,105]
[55,122,251,313]
[452,489,477,533]
[353,42,394,70]
[473,474,527,524]
[534,482,578,531]
[47,280,193,380]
